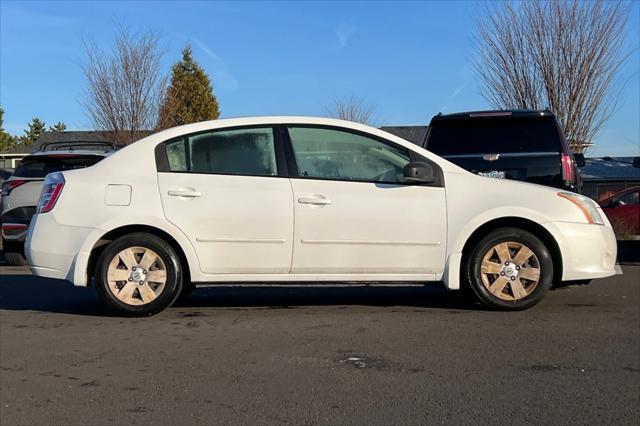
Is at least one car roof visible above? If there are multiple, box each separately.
[135,116,419,146]
[430,109,554,122]
[102,116,469,175]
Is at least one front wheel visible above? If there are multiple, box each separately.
[95,233,183,316]
[464,228,553,310]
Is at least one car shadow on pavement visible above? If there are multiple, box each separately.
[0,274,111,316]
[0,273,477,316]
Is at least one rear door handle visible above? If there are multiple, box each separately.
[298,196,332,205]
[168,189,202,198]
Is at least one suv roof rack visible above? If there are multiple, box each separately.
[432,109,554,121]
[35,141,118,153]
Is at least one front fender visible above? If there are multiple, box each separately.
[442,207,554,290]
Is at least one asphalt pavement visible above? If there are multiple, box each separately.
[1,265,638,425]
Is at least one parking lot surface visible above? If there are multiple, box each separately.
[1,265,638,425]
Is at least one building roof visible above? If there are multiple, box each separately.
[581,157,640,181]
[0,144,31,154]
[380,126,427,146]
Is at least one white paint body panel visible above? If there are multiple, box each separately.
[1,179,44,215]
[23,116,617,289]
[158,173,293,274]
[290,178,446,274]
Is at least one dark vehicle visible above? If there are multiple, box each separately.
[422,110,583,192]
[1,142,116,265]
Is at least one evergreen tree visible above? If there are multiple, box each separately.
[18,117,46,146]
[0,107,16,151]
[157,45,220,129]
[49,122,67,132]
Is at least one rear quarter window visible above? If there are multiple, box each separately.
[14,155,104,178]
[427,116,561,156]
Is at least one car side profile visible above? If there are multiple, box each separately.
[25,117,617,315]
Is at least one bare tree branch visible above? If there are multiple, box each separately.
[325,96,376,124]
[82,27,166,145]
[473,0,630,153]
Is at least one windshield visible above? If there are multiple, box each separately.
[14,155,104,178]
[427,116,561,156]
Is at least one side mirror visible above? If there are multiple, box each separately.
[403,161,435,183]
[574,153,586,168]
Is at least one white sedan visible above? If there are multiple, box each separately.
[25,117,617,315]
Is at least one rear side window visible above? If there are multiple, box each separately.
[163,127,278,176]
[427,116,561,156]
[13,155,103,178]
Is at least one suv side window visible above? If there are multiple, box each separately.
[287,126,412,183]
[163,127,278,176]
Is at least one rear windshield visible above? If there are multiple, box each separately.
[426,116,561,156]
[14,155,104,178]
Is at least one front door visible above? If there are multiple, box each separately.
[157,126,293,275]
[285,126,446,275]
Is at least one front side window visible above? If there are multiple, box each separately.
[287,127,411,183]
[164,127,278,176]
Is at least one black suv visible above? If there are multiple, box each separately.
[422,110,583,192]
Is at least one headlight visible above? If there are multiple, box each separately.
[557,192,604,225]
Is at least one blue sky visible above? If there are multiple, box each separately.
[1,0,638,156]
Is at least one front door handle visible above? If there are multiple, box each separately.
[298,196,332,205]
[168,189,202,198]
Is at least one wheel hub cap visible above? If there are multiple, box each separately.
[106,247,167,306]
[480,241,541,301]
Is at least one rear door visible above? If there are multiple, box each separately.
[425,115,563,188]
[157,126,294,275]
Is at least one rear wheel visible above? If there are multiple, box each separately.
[95,233,183,316]
[464,228,553,310]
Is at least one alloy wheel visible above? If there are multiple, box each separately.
[106,247,167,306]
[480,241,541,301]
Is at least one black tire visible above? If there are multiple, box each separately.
[177,281,197,301]
[464,227,553,311]
[95,233,183,316]
[4,251,27,266]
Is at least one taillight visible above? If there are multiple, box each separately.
[561,154,574,184]
[1,179,28,196]
[37,172,65,214]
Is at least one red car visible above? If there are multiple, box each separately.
[599,186,640,236]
